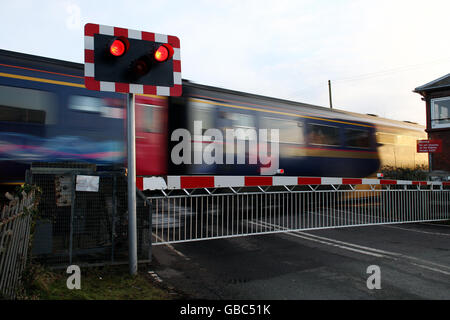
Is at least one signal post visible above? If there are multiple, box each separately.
[83,23,182,274]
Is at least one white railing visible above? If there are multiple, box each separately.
[142,176,450,245]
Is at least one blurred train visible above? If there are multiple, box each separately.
[0,49,428,185]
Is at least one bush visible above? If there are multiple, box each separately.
[380,165,428,181]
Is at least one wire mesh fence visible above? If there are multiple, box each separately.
[27,166,450,266]
[29,167,151,267]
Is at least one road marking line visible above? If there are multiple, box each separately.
[293,230,400,257]
[249,219,450,275]
[286,232,385,258]
[152,233,190,261]
[381,225,450,237]
[248,220,385,258]
[419,222,450,229]
[409,263,450,276]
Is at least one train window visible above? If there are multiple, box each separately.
[307,124,340,146]
[69,96,123,119]
[189,100,215,133]
[261,117,304,144]
[228,113,255,129]
[346,128,370,148]
[136,103,163,133]
[431,97,450,128]
[0,85,57,124]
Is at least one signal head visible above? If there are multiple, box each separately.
[108,37,129,57]
[154,44,174,62]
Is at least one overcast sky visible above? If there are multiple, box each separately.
[2,0,450,125]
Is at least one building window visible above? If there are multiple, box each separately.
[431,97,450,129]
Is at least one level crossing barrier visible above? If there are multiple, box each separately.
[140,176,450,245]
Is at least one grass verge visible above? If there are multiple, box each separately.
[20,263,184,300]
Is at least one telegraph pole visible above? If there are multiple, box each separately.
[328,80,333,109]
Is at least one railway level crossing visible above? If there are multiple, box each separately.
[83,23,182,274]
[141,175,450,245]
[28,171,449,267]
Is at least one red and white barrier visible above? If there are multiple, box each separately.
[136,176,450,191]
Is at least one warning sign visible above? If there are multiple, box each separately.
[417,139,442,153]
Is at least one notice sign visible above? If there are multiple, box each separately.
[417,139,442,153]
[76,175,100,192]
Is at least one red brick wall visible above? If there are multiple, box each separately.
[425,89,450,172]
[429,131,450,171]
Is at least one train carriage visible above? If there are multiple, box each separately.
[0,49,427,186]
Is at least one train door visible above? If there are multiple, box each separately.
[135,95,168,176]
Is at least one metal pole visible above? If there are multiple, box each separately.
[69,173,76,265]
[328,80,333,109]
[127,93,138,275]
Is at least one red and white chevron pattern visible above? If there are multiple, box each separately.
[135,176,450,191]
[84,23,181,95]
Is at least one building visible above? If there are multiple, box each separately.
[414,74,450,175]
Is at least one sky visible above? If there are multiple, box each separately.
[2,0,450,126]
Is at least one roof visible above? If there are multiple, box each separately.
[414,73,450,93]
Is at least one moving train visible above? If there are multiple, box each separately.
[0,49,428,185]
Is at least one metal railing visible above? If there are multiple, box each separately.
[28,170,450,265]
[146,182,450,245]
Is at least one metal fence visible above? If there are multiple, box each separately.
[147,182,450,245]
[28,169,450,265]
[29,168,151,267]
[0,190,35,299]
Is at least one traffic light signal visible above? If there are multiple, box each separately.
[109,37,128,57]
[84,23,181,96]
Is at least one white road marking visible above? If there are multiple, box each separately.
[409,263,450,276]
[249,220,385,258]
[419,222,450,228]
[152,233,190,261]
[292,230,400,257]
[381,224,450,237]
[285,232,385,258]
[249,219,450,276]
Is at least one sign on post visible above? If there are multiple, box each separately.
[417,139,442,153]
[83,23,182,275]
[84,23,182,96]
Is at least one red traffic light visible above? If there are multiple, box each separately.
[154,44,174,62]
[109,37,129,57]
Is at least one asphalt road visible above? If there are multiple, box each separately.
[151,222,450,299]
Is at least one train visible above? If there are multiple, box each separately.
[0,49,428,185]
